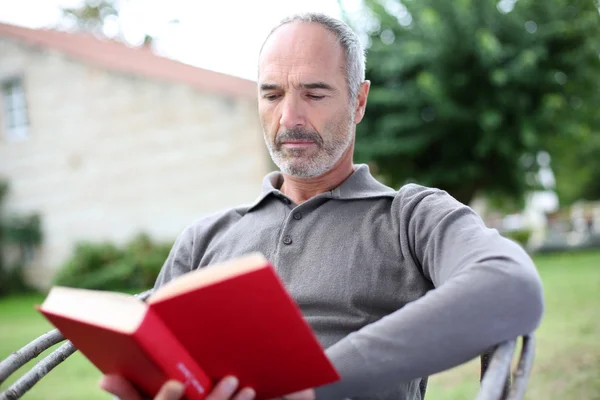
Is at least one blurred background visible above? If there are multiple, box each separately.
[0,0,598,399]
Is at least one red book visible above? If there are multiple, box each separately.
[38,253,340,399]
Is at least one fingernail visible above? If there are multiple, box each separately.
[168,380,185,395]
[223,376,239,393]
[239,388,256,400]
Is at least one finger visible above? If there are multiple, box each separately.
[283,389,315,400]
[205,376,239,400]
[155,380,186,400]
[234,387,256,400]
[99,375,143,400]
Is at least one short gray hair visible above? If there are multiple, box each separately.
[261,12,366,104]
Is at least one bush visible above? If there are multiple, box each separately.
[503,229,532,247]
[0,180,43,296]
[53,233,173,291]
[0,264,32,296]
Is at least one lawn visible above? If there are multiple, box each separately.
[426,250,600,400]
[1,250,599,399]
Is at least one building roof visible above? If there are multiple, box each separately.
[0,22,257,100]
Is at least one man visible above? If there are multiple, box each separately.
[101,12,544,400]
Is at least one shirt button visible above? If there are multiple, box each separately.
[293,212,302,220]
[282,235,293,245]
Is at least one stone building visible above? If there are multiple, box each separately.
[0,22,270,287]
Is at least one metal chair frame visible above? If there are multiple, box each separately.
[0,289,536,400]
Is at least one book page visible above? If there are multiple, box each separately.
[40,287,147,333]
[148,252,269,304]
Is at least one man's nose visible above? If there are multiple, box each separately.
[279,96,306,129]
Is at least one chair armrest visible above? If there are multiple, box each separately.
[475,334,536,400]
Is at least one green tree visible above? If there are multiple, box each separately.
[58,0,163,47]
[551,130,600,205]
[349,0,600,205]
[60,0,121,38]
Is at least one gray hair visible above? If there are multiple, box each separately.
[260,12,366,104]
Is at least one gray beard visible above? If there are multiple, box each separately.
[264,124,354,178]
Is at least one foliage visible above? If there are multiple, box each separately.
[348,0,600,205]
[57,0,166,47]
[53,233,172,291]
[60,0,120,37]
[502,228,532,247]
[550,129,600,205]
[0,181,43,296]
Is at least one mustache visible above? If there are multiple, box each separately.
[275,128,323,147]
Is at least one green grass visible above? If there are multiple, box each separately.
[1,251,599,399]
[426,250,600,400]
[0,293,110,399]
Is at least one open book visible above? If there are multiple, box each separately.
[38,253,339,400]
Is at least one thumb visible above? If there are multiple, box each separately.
[155,380,186,400]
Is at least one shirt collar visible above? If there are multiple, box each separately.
[247,164,396,211]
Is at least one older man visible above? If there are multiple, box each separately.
[101,12,544,400]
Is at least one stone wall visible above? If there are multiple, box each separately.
[0,37,270,287]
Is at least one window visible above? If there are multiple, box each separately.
[2,78,29,140]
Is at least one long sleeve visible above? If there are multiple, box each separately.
[315,185,544,399]
[153,225,196,289]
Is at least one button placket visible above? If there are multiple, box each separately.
[280,200,318,249]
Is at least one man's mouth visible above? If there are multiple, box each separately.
[280,141,316,149]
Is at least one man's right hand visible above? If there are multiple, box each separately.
[100,375,256,400]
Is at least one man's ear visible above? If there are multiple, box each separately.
[354,80,371,125]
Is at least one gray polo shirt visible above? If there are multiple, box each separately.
[154,164,544,400]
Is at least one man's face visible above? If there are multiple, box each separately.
[258,22,355,178]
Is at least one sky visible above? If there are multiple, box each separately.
[0,0,363,81]
[0,0,561,214]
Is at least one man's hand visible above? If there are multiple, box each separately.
[99,375,256,400]
[270,389,316,400]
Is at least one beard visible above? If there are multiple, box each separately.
[263,113,354,178]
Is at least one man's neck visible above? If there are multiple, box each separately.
[280,150,355,205]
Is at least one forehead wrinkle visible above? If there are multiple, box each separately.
[261,55,328,71]
[260,61,343,91]
[261,74,338,94]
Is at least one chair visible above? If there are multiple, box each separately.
[0,289,536,400]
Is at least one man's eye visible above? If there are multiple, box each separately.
[264,94,280,101]
[307,94,325,100]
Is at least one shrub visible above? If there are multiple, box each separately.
[123,233,174,289]
[0,264,32,296]
[503,229,532,247]
[53,233,173,291]
[0,181,43,296]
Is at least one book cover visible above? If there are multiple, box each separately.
[38,253,339,399]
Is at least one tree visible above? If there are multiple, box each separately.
[57,0,166,47]
[348,0,600,205]
[60,0,122,39]
[551,129,600,205]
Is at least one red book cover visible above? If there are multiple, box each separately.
[38,253,339,400]
[39,301,212,399]
[149,262,340,399]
